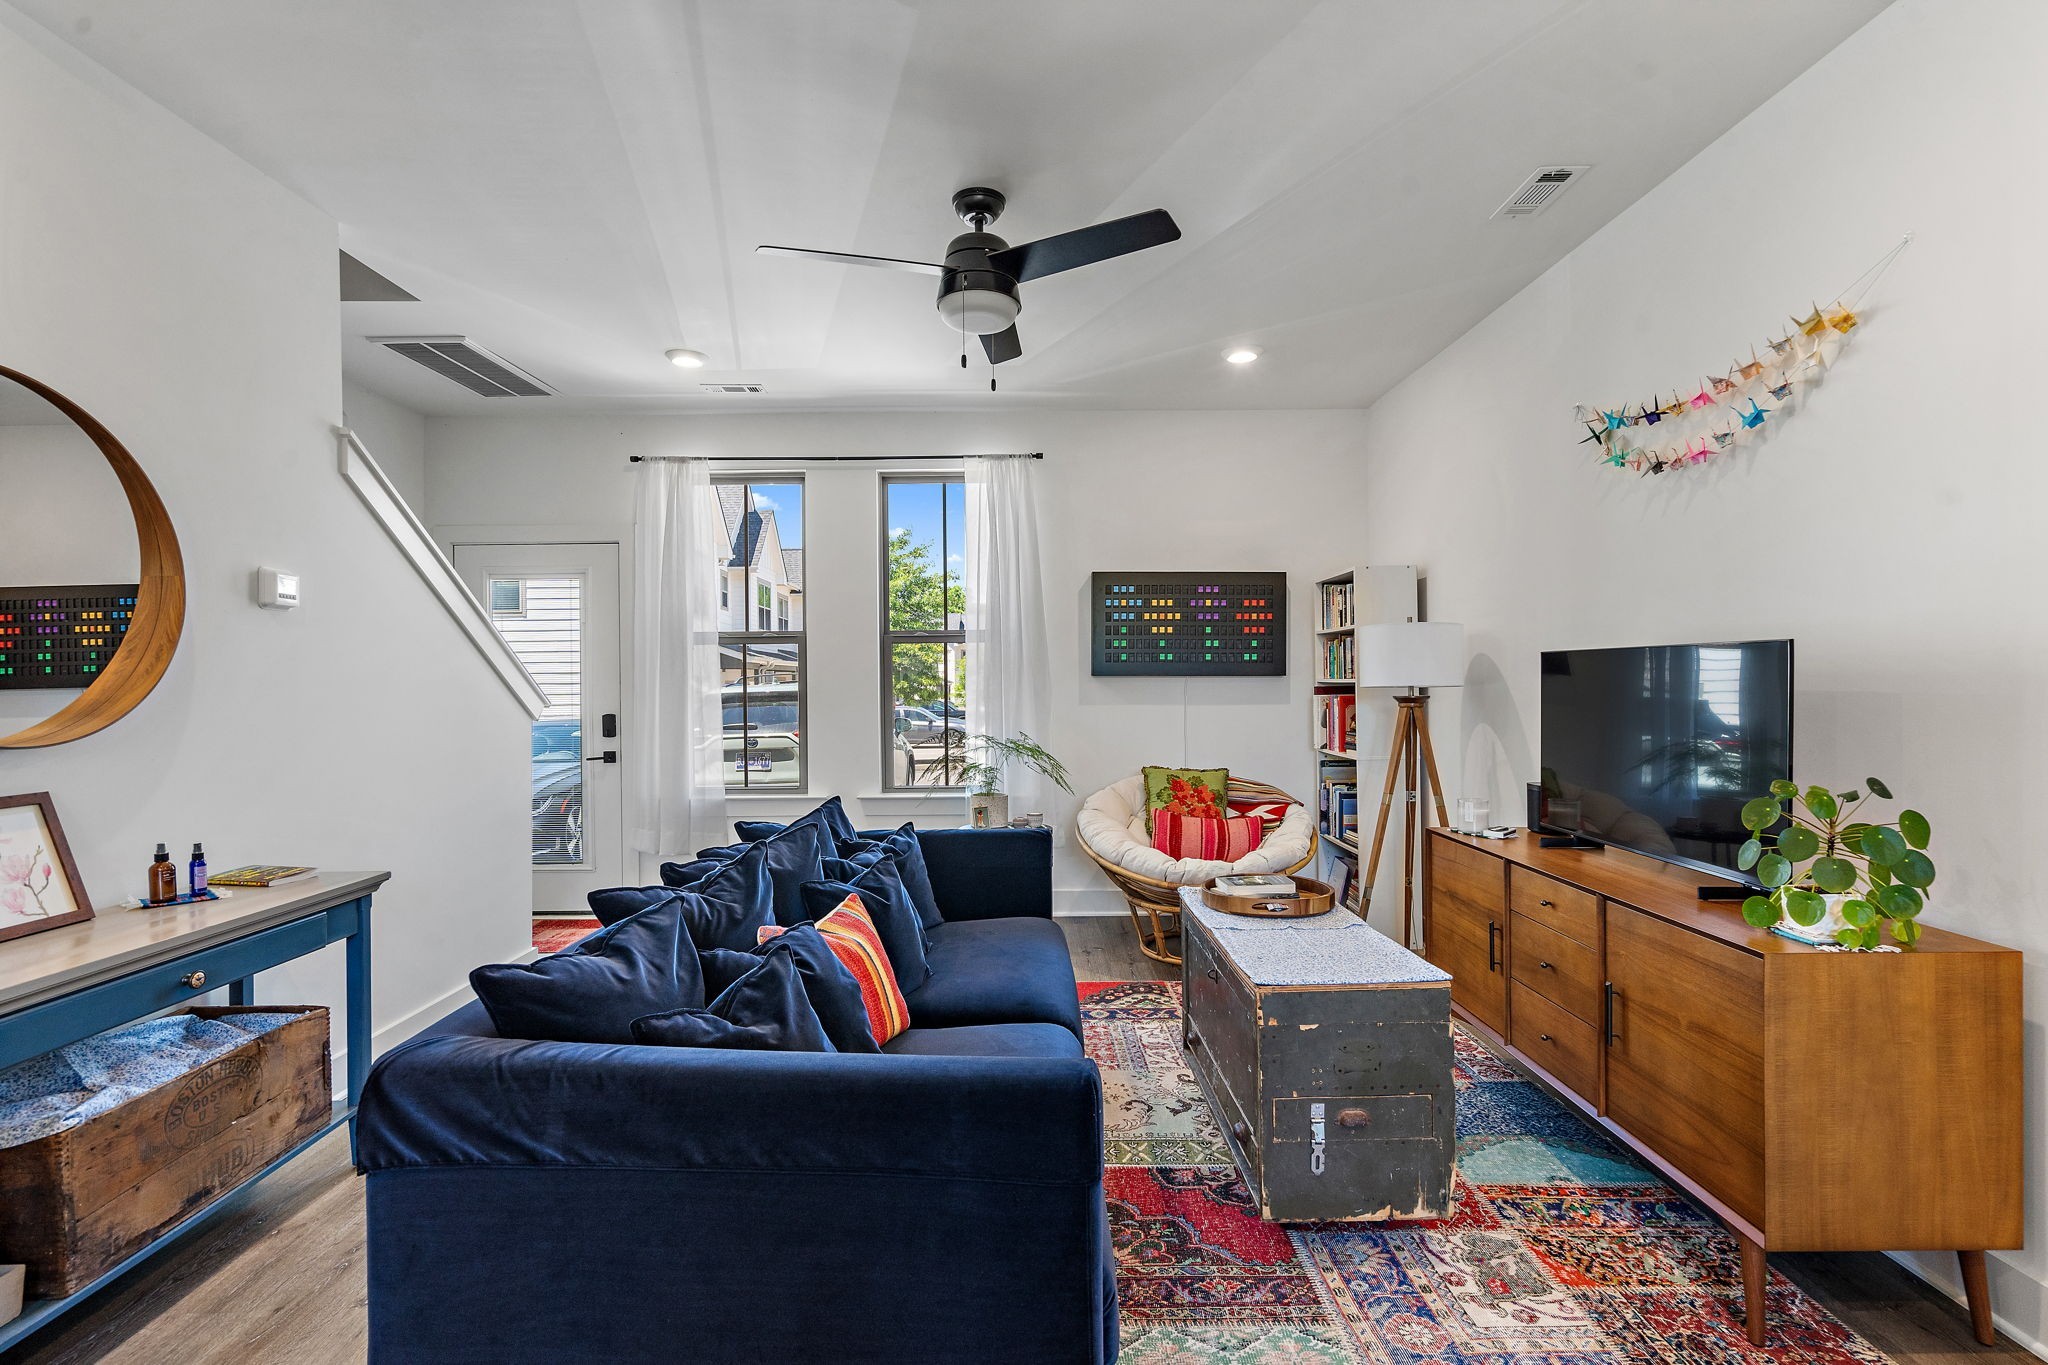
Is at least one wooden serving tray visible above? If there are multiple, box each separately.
[1200,876,1336,919]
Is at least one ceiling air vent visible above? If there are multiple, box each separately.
[367,335,551,397]
[1491,165,1589,220]
[700,383,765,394]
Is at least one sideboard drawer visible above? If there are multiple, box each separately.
[1509,979,1600,1102]
[1509,911,1601,1023]
[1510,866,1599,945]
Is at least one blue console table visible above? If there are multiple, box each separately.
[0,870,387,1350]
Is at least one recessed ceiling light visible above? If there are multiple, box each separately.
[666,348,708,368]
[1223,346,1261,365]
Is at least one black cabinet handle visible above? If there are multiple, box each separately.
[1538,1033,1553,1043]
[1537,960,1553,970]
[1206,967,1220,982]
[1604,981,1620,1044]
[1486,920,1500,972]
[1539,898,1555,908]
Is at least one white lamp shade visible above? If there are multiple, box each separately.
[1357,621,1466,690]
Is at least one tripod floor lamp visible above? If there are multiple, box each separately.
[1357,620,1466,947]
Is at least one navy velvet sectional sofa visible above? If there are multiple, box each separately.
[354,827,1118,1365]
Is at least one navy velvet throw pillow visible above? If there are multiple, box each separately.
[756,821,831,924]
[878,824,944,931]
[632,947,834,1052]
[734,795,859,847]
[645,842,776,949]
[805,855,930,989]
[471,896,702,1044]
[699,924,879,1055]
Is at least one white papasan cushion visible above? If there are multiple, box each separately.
[1077,775,1314,884]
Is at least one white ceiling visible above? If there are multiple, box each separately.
[14,0,1890,415]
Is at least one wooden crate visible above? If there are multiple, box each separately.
[0,1006,330,1297]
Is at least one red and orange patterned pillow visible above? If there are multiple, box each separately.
[810,894,910,1046]
[1151,810,1265,863]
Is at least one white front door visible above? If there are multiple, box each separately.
[454,542,624,912]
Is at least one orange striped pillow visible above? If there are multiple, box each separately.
[815,894,909,1046]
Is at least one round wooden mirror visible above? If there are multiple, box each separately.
[0,366,183,748]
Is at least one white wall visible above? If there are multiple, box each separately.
[1358,0,2048,1345]
[0,15,531,1071]
[341,377,428,512]
[425,409,1378,915]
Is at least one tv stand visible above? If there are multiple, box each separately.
[1696,884,1750,902]
[1536,833,1601,850]
[1420,828,2021,1348]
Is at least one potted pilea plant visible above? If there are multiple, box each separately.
[959,732,1073,828]
[1737,778,1936,948]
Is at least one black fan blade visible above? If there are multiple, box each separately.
[981,325,1022,365]
[755,244,944,276]
[986,209,1180,283]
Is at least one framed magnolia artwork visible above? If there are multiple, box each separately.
[0,792,93,942]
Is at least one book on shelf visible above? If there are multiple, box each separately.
[206,865,316,888]
[1321,633,1356,680]
[1316,694,1357,753]
[1326,857,1354,906]
[1319,580,1355,632]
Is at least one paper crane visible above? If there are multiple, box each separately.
[1769,334,1799,357]
[1689,384,1717,409]
[1796,303,1830,338]
[1579,421,1608,445]
[1639,400,1664,427]
[1659,393,1688,418]
[1768,377,1794,400]
[1827,305,1859,333]
[1710,375,1738,395]
[1601,408,1631,432]
[1737,399,1771,429]
[1682,438,1712,464]
[1737,349,1766,381]
[1712,428,1737,449]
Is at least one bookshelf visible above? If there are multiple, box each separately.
[1309,566,1419,927]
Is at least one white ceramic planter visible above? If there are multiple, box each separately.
[967,791,1010,828]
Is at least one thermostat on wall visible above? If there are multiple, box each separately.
[257,568,301,610]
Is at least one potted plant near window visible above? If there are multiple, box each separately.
[960,733,1073,828]
[1737,778,1936,948]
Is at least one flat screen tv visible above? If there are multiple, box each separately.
[1539,640,1793,885]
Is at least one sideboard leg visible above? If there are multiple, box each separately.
[1739,1234,1767,1346]
[1958,1250,1996,1346]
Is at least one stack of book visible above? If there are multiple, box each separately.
[1320,634,1355,681]
[1319,581,1355,631]
[1317,773,1359,846]
[1316,694,1357,754]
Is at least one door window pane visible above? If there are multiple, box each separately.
[490,575,585,866]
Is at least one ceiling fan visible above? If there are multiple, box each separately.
[757,187,1180,366]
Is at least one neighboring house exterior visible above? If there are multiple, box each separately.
[717,484,803,685]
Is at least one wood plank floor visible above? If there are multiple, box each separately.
[1,914,2025,1363]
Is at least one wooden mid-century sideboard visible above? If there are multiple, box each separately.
[1422,829,2021,1348]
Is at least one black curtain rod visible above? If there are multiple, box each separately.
[628,452,1041,464]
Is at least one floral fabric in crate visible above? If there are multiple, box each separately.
[0,1011,303,1149]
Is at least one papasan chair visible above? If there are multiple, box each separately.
[1077,775,1317,965]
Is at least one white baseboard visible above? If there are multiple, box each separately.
[1887,1249,2048,1359]
[330,942,538,1099]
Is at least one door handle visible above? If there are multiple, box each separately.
[1486,920,1500,972]
[1604,981,1620,1045]
[586,751,618,764]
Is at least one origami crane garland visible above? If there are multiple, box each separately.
[1575,301,1860,475]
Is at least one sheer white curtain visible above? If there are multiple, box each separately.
[964,454,1053,817]
[630,458,727,860]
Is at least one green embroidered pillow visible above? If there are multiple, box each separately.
[1141,766,1229,834]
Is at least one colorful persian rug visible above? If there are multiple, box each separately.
[1080,979,1889,1365]
[532,915,600,955]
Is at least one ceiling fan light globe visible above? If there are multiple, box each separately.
[666,348,708,368]
[939,289,1020,337]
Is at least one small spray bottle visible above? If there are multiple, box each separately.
[148,844,177,904]
[189,843,208,897]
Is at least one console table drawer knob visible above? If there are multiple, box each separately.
[180,970,206,989]
[1231,1121,1251,1142]
[1184,1031,1201,1049]
[1539,899,1554,907]
[1206,967,1220,981]
[1338,1108,1370,1128]
[1538,960,1553,970]
[1539,1033,1553,1043]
